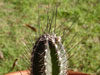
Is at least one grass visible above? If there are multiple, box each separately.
[0,0,100,75]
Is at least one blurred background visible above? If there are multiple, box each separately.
[0,0,100,75]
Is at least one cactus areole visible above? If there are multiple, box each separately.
[31,34,67,75]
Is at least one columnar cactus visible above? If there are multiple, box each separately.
[31,34,67,75]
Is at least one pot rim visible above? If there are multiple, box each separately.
[5,70,90,75]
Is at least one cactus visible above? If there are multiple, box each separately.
[30,4,68,75]
[31,34,67,75]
